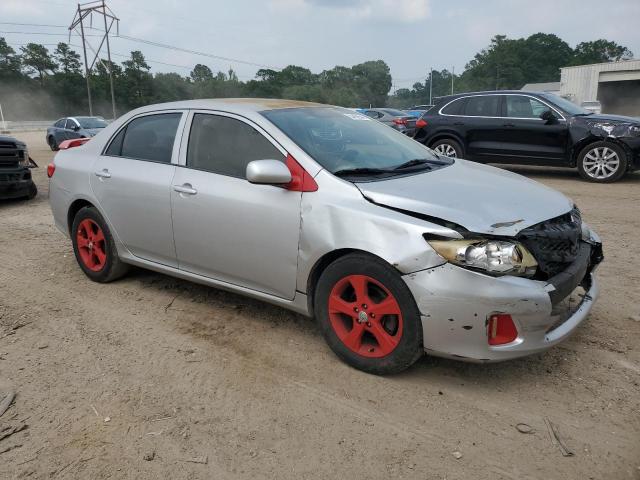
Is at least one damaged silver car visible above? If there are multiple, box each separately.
[48,99,603,374]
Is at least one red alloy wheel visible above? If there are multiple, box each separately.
[328,274,404,358]
[76,219,107,272]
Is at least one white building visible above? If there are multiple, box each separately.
[559,59,640,116]
[521,81,561,96]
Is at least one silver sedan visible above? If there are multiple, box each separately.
[48,99,603,374]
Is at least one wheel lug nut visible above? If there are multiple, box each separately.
[354,307,358,312]
[366,322,371,327]
[370,313,375,318]
[362,304,367,309]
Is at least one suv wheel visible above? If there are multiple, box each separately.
[577,141,627,183]
[314,253,423,375]
[431,138,463,158]
[71,206,129,282]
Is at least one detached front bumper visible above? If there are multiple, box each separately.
[403,240,601,362]
[0,167,34,200]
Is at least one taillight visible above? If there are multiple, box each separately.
[393,118,408,125]
[59,138,90,150]
[285,154,318,192]
[415,119,428,128]
[47,163,55,178]
[487,314,517,345]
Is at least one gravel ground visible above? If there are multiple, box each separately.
[1,131,639,480]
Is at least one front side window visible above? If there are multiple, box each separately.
[187,113,284,178]
[54,119,65,128]
[505,96,549,118]
[464,95,500,117]
[105,113,181,163]
[364,110,381,119]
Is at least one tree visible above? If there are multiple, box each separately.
[190,63,213,83]
[121,51,153,108]
[570,39,633,65]
[53,43,82,74]
[20,43,57,85]
[0,37,22,79]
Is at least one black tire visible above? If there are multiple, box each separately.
[314,253,424,375]
[48,136,58,151]
[577,141,627,183]
[71,206,129,283]
[431,138,463,158]
[26,182,37,200]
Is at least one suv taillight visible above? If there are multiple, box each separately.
[416,119,428,128]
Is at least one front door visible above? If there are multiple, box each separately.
[493,95,569,165]
[171,112,302,299]
[90,111,185,267]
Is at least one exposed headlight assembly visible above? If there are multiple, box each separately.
[428,239,537,277]
[19,148,30,167]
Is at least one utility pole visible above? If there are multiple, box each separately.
[428,67,433,105]
[69,1,120,118]
[451,66,454,95]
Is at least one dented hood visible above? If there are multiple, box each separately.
[355,159,573,236]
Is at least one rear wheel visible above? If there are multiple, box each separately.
[314,253,423,375]
[48,136,58,151]
[577,141,627,183]
[431,138,463,158]
[71,206,129,282]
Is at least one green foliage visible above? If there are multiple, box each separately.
[0,32,633,119]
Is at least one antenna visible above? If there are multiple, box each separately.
[69,1,119,118]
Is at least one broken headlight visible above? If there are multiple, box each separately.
[427,239,538,277]
[19,148,30,167]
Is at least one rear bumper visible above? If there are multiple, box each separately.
[403,240,601,362]
[0,167,34,199]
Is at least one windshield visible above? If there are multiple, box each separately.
[261,107,448,178]
[76,117,108,129]
[539,94,591,116]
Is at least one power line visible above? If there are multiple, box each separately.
[0,30,103,37]
[0,22,67,28]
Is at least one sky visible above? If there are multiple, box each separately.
[1,0,639,89]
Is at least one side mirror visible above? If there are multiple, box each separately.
[246,159,292,185]
[540,110,557,124]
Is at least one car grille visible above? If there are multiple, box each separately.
[516,209,582,279]
[0,140,22,167]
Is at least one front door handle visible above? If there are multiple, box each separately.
[173,183,197,195]
[502,123,515,127]
[95,169,111,178]
[453,122,465,126]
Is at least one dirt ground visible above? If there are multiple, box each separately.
[1,130,639,480]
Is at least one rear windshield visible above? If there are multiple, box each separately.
[261,107,447,175]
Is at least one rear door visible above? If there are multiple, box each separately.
[90,111,187,267]
[458,94,504,161]
[171,111,302,299]
[493,94,569,165]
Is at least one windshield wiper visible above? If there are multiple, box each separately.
[333,167,394,177]
[392,158,449,170]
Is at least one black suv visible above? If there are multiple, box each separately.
[414,90,640,183]
[0,135,37,200]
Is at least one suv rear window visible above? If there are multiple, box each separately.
[440,98,465,115]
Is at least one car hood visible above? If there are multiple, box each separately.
[355,159,573,237]
[578,113,640,124]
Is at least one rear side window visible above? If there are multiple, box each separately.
[187,113,284,178]
[441,98,466,115]
[105,113,182,163]
[464,96,500,117]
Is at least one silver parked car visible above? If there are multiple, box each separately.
[48,99,603,374]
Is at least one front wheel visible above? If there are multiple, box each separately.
[577,141,627,183]
[71,206,129,282]
[314,253,424,375]
[431,138,463,158]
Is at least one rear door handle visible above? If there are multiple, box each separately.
[94,169,111,178]
[173,183,197,195]
[453,122,465,126]
[502,123,515,127]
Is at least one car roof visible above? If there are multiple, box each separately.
[130,98,326,115]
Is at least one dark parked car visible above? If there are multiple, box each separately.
[413,90,640,182]
[46,116,108,151]
[0,135,37,200]
[362,108,417,135]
